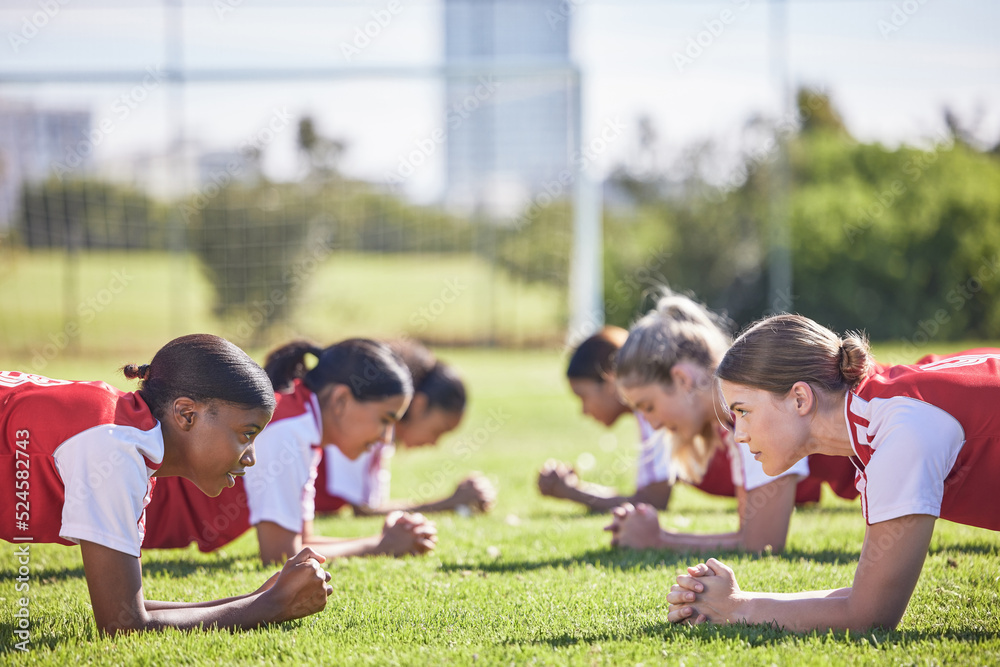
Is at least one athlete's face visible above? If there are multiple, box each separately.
[569,378,627,427]
[618,381,707,441]
[395,400,463,448]
[720,380,810,476]
[186,401,272,497]
[321,386,410,460]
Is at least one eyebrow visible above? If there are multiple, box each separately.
[243,423,264,432]
[727,402,744,411]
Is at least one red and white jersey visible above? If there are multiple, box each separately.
[243,380,323,533]
[0,371,163,557]
[845,350,1000,531]
[634,413,733,497]
[635,412,672,489]
[142,476,251,553]
[317,441,392,510]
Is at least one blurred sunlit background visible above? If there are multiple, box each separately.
[1,0,998,369]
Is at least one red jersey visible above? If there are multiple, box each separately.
[143,476,250,552]
[145,380,323,551]
[845,350,1000,531]
[0,372,162,557]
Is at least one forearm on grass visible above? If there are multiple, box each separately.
[352,497,456,516]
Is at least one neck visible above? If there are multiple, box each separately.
[805,391,855,458]
[154,420,188,478]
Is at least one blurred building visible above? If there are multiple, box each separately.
[0,102,92,229]
[444,0,577,218]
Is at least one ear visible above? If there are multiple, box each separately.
[170,397,199,432]
[670,365,693,392]
[408,391,428,418]
[324,383,353,417]
[788,381,816,415]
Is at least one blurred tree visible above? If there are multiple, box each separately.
[16,179,168,250]
[298,115,346,182]
[597,88,1000,343]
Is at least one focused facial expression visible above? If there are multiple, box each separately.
[720,380,809,476]
[395,404,464,448]
[324,391,410,461]
[185,402,272,497]
[569,378,627,427]
[617,381,703,440]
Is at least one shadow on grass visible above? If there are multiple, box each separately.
[507,622,1000,649]
[439,548,693,574]
[928,543,1000,557]
[26,552,252,584]
[0,623,66,654]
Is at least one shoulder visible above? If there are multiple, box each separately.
[271,381,316,422]
[2,374,156,451]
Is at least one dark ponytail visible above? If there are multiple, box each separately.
[264,340,323,393]
[388,339,467,417]
[266,338,412,402]
[122,334,276,421]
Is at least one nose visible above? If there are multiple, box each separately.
[242,444,256,468]
[382,423,395,444]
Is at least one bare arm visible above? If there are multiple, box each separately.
[256,520,384,564]
[563,479,673,513]
[539,460,673,512]
[80,541,331,635]
[607,475,799,553]
[352,475,497,516]
[667,514,937,631]
[256,513,438,564]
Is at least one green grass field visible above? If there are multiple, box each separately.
[0,250,566,361]
[1,345,999,665]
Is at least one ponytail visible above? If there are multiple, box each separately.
[615,290,732,388]
[122,334,275,421]
[717,314,872,395]
[264,340,323,393]
[265,338,412,402]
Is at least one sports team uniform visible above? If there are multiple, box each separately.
[313,442,393,513]
[845,350,1000,531]
[638,413,857,503]
[0,372,162,557]
[243,380,324,534]
[142,476,250,552]
[635,413,736,497]
[145,379,324,551]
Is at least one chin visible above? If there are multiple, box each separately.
[193,479,225,498]
[339,445,364,461]
[762,459,793,477]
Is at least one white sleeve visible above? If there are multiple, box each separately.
[636,430,674,488]
[244,421,313,534]
[55,426,153,558]
[732,441,809,491]
[324,444,390,508]
[860,397,965,524]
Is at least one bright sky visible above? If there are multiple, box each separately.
[1,0,998,201]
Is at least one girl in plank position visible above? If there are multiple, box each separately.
[313,339,494,516]
[603,295,859,554]
[538,326,736,512]
[143,339,436,564]
[0,335,331,635]
[667,314,999,630]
